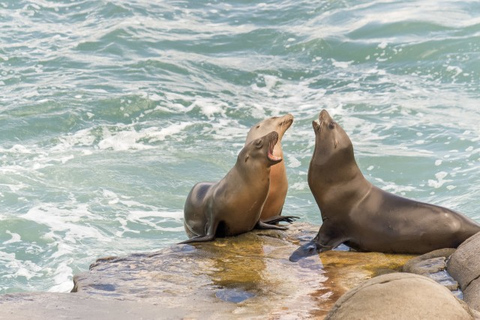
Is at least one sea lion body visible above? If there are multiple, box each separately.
[182,131,286,243]
[290,110,480,261]
[245,114,294,221]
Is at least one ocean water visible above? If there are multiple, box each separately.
[1,0,479,294]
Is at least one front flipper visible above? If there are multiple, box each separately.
[255,220,288,230]
[289,239,328,262]
[289,220,347,262]
[262,215,300,225]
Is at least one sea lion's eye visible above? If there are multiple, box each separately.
[328,122,335,130]
[255,140,263,148]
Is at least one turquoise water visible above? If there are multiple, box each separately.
[1,0,479,293]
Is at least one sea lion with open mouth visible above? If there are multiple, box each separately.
[290,110,480,262]
[245,114,296,224]
[181,131,287,244]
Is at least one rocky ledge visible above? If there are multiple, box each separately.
[0,223,479,319]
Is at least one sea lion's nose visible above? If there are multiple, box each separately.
[319,109,331,122]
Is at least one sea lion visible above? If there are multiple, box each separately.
[181,131,287,244]
[245,114,294,222]
[290,110,480,262]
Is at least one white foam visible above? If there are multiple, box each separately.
[428,171,452,189]
[54,128,96,150]
[23,203,106,242]
[48,262,74,293]
[128,210,183,221]
[378,41,388,49]
[3,231,21,245]
[290,182,308,191]
[7,259,43,281]
[331,59,353,69]
[98,127,154,151]
[287,155,302,168]
[446,65,462,77]
[0,144,32,154]
[143,122,191,142]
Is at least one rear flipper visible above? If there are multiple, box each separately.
[255,220,288,230]
[178,234,216,244]
[262,215,299,225]
[179,219,219,244]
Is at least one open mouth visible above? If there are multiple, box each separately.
[267,134,282,162]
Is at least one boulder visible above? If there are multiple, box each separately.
[448,231,480,311]
[325,272,475,320]
[463,279,480,312]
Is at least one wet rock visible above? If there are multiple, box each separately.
[447,232,480,311]
[71,223,414,319]
[0,292,197,320]
[402,248,460,296]
[325,272,476,320]
[403,248,456,275]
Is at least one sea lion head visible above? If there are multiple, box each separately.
[311,110,353,168]
[241,131,282,167]
[246,114,294,143]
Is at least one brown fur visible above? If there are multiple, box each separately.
[245,114,293,221]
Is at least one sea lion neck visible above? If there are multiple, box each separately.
[234,157,272,180]
[308,155,364,190]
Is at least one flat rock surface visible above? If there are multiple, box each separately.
[0,223,415,320]
[0,292,197,320]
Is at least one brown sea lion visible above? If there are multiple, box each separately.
[245,114,294,222]
[290,110,480,262]
[181,131,287,244]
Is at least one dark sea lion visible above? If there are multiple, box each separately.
[181,131,287,244]
[290,110,480,262]
[245,114,294,222]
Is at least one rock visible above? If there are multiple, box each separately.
[0,292,206,320]
[402,248,460,295]
[69,223,413,319]
[464,279,480,312]
[448,231,480,311]
[325,272,476,320]
[403,248,456,275]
